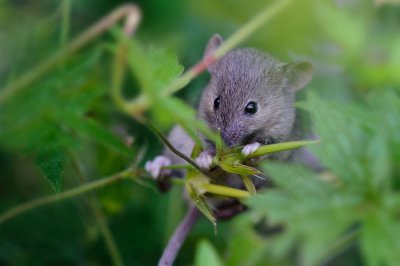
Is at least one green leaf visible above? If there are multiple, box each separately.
[186,176,216,225]
[246,163,361,265]
[63,115,132,157]
[125,38,184,97]
[219,161,260,176]
[147,47,184,94]
[194,239,223,266]
[300,92,371,190]
[202,183,251,199]
[240,175,257,195]
[0,51,105,152]
[361,212,400,266]
[36,149,66,192]
[315,1,367,55]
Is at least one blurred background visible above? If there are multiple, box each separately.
[1,0,400,265]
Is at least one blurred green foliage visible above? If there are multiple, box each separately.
[1,0,400,265]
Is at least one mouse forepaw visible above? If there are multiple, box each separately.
[195,151,213,169]
[241,142,261,156]
[145,155,172,179]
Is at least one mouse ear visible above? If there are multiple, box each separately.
[282,62,313,92]
[204,34,224,73]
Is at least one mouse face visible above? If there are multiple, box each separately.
[198,35,313,148]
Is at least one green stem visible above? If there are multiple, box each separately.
[145,122,210,177]
[249,140,319,158]
[69,152,124,266]
[202,183,251,198]
[0,4,140,103]
[90,198,124,266]
[111,39,130,114]
[0,168,133,225]
[60,0,71,47]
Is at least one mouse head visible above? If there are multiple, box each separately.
[198,34,313,147]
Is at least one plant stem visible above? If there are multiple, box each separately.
[145,122,210,177]
[90,198,124,266]
[202,183,251,198]
[0,4,141,103]
[249,140,320,159]
[111,39,130,114]
[158,205,200,266]
[69,151,124,266]
[0,168,133,225]
[60,0,71,47]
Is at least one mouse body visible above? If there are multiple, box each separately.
[146,34,313,178]
[196,34,313,168]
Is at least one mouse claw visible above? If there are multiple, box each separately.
[242,142,261,157]
[195,151,213,169]
[145,155,172,179]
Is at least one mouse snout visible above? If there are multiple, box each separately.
[220,126,244,147]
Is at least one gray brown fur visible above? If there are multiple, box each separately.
[198,36,313,160]
[155,35,317,216]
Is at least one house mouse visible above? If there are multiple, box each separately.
[145,34,314,179]
[149,35,316,265]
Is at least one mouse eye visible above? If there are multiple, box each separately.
[244,101,258,115]
[214,96,221,110]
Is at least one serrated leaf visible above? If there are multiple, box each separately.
[194,239,223,266]
[36,149,65,192]
[125,38,184,96]
[300,92,371,189]
[147,47,184,94]
[0,51,104,153]
[63,115,132,157]
[361,212,400,266]
[246,163,361,265]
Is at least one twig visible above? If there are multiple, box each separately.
[158,205,200,266]
[0,168,133,225]
[0,4,141,103]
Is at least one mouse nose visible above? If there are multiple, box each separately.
[221,128,241,147]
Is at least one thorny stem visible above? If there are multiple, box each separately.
[0,168,134,225]
[145,122,211,177]
[158,205,200,266]
[69,152,124,266]
[0,4,141,103]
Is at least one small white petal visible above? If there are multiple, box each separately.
[242,142,261,156]
[145,161,152,172]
